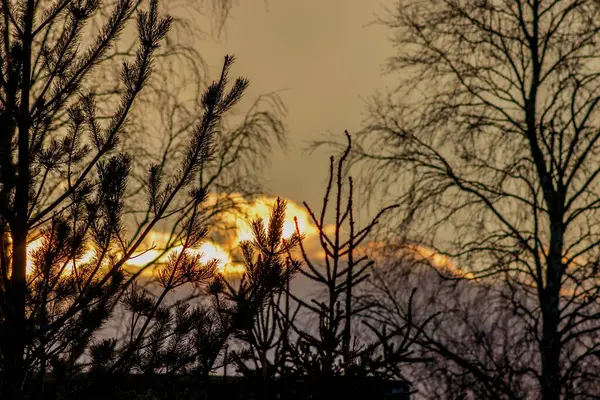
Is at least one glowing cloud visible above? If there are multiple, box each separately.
[123,196,318,276]
[409,244,474,279]
[218,196,318,246]
[21,196,319,279]
[358,241,474,279]
[25,236,98,277]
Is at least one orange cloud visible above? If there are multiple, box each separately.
[214,195,318,245]
[19,196,322,280]
[358,240,475,280]
[125,195,319,277]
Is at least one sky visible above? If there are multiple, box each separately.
[27,0,461,342]
[199,0,397,211]
[25,0,406,294]
[96,0,407,304]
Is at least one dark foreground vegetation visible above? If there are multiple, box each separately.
[42,374,410,400]
[3,0,600,399]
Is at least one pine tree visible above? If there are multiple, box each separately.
[0,0,256,396]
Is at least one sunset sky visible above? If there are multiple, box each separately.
[200,0,396,211]
[97,0,404,278]
[22,1,451,283]
[22,1,418,284]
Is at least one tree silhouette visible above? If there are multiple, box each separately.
[0,0,259,395]
[366,244,535,399]
[212,197,301,387]
[49,199,304,400]
[283,132,413,383]
[322,1,600,398]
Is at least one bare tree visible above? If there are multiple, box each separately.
[283,132,412,382]
[323,1,600,399]
[365,244,539,399]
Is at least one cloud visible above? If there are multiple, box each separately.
[359,240,475,280]
[125,195,321,276]
[22,195,324,281]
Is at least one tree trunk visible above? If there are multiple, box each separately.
[5,229,28,400]
[540,292,561,400]
[6,0,34,396]
[540,222,564,400]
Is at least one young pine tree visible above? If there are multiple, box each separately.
[0,0,253,397]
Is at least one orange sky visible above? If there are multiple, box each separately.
[25,196,322,278]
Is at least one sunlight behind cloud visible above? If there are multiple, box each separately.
[25,236,99,277]
[21,196,318,279]
[359,241,475,280]
[123,196,318,276]
[222,196,318,246]
[26,236,43,276]
[409,244,475,279]
[125,238,242,274]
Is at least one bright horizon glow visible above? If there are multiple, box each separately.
[222,196,318,246]
[125,196,317,276]
[25,236,97,277]
[21,197,472,282]
[22,196,317,279]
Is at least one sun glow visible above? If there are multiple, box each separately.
[124,229,240,274]
[22,197,470,282]
[123,196,317,277]
[124,196,316,276]
[20,196,319,279]
[221,197,317,246]
[25,236,98,277]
